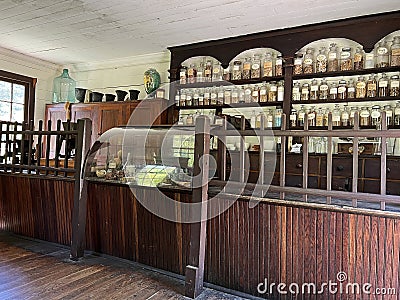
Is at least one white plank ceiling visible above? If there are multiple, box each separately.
[0,0,399,64]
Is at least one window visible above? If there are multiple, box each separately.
[0,70,36,127]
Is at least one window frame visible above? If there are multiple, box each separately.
[0,70,36,129]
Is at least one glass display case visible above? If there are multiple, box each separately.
[85,126,196,189]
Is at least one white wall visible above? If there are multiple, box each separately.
[67,51,171,100]
[0,47,61,126]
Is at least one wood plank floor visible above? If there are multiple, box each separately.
[0,232,249,300]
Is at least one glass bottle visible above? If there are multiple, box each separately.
[293,53,303,75]
[341,105,350,127]
[290,108,297,127]
[193,89,199,106]
[250,110,257,129]
[356,76,366,98]
[213,62,222,81]
[198,88,204,106]
[366,75,377,98]
[376,41,389,68]
[316,107,324,127]
[394,102,400,126]
[224,88,231,105]
[364,52,375,69]
[275,55,283,76]
[223,65,231,81]
[371,105,381,127]
[316,47,327,73]
[186,89,193,106]
[217,86,225,105]
[232,60,242,80]
[308,106,316,126]
[268,81,277,102]
[328,43,339,72]
[329,82,338,100]
[255,112,263,129]
[349,107,358,127]
[239,86,245,103]
[52,69,76,103]
[384,105,393,126]
[188,63,197,84]
[251,54,261,79]
[259,82,268,102]
[337,80,347,100]
[353,47,364,70]
[275,108,283,127]
[266,109,274,128]
[319,78,329,100]
[179,89,186,106]
[360,107,371,126]
[210,86,218,105]
[204,60,213,82]
[390,75,400,97]
[186,113,194,126]
[347,79,355,99]
[175,91,180,106]
[231,86,239,104]
[323,108,330,126]
[179,66,187,84]
[263,52,274,77]
[378,73,389,97]
[251,85,260,102]
[242,57,251,80]
[301,83,310,101]
[204,87,211,106]
[297,105,306,127]
[197,61,204,83]
[303,48,315,74]
[332,104,341,127]
[391,36,400,66]
[277,81,284,102]
[340,47,352,71]
[244,85,252,103]
[292,82,301,101]
[310,79,319,101]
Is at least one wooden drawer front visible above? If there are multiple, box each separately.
[331,157,355,177]
[285,155,320,175]
[361,179,400,195]
[320,177,354,192]
[364,158,381,179]
[387,181,400,196]
[387,159,400,180]
[286,175,319,188]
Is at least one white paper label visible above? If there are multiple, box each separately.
[328,53,337,59]
[294,58,302,65]
[391,81,400,88]
[290,114,297,121]
[332,116,341,122]
[379,81,388,87]
[270,86,277,92]
[338,87,346,93]
[311,85,318,91]
[233,65,240,71]
[320,85,328,91]
[371,111,381,118]
[260,90,267,95]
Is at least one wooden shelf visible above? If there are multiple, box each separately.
[292,95,400,105]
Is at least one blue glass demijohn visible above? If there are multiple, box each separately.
[52,69,76,103]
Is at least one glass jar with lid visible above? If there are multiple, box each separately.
[263,52,274,77]
[277,81,284,101]
[310,79,319,100]
[224,88,231,104]
[384,105,393,126]
[239,86,245,103]
[341,105,350,126]
[231,86,239,104]
[349,107,358,126]
[223,65,231,81]
[391,36,400,66]
[275,55,283,76]
[242,57,251,80]
[251,85,259,102]
[193,89,200,106]
[338,80,347,100]
[353,47,364,70]
[366,75,377,98]
[394,102,400,126]
[186,89,193,106]
[308,106,316,127]
[297,105,306,127]
[316,47,327,73]
[376,41,389,68]
[328,43,339,72]
[293,53,303,75]
[329,82,338,100]
[210,86,218,105]
[390,75,400,97]
[340,47,353,71]
[303,48,315,74]
[275,108,283,128]
[347,79,355,99]
[204,60,213,82]
[360,107,371,126]
[197,61,204,83]
[364,52,375,69]
[371,105,381,127]
[290,108,297,127]
[204,87,211,105]
[187,64,197,84]
[198,88,204,106]
[332,104,341,127]
[316,107,324,127]
[269,81,278,101]
[179,89,187,106]
[319,78,329,100]
[251,54,261,79]
[213,62,222,81]
[180,66,187,84]
[232,60,242,80]
[323,108,330,126]
[259,82,268,102]
[266,109,274,128]
[244,85,252,103]
[292,82,301,101]
[175,91,180,106]
[217,86,225,105]
[301,83,310,101]
[356,76,366,98]
[378,73,389,97]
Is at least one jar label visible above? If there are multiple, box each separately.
[194,93,199,99]
[320,85,328,91]
[391,81,400,88]
[332,116,341,122]
[205,69,211,75]
[379,81,388,87]
[304,58,313,65]
[224,91,231,97]
[341,52,351,59]
[290,114,297,121]
[263,61,273,68]
[180,71,186,77]
[377,47,388,55]
[328,53,337,59]
[338,87,346,93]
[311,85,318,91]
[243,64,251,70]
[348,87,355,92]
[188,69,194,76]
[218,92,224,98]
[367,83,376,90]
[330,88,338,94]
[276,59,283,66]
[180,95,187,100]
[342,113,349,119]
[293,87,300,93]
[199,96,204,103]
[108,162,117,169]
[270,86,277,92]
[211,93,217,99]
[298,112,305,119]
[186,95,192,100]
[204,92,210,98]
[294,58,302,65]
[245,90,251,95]
[386,111,393,117]
[354,53,363,62]
[260,89,267,95]
[371,111,381,118]
[317,54,326,61]
[232,92,238,97]
[365,53,374,60]
[356,82,366,88]
[156,90,165,98]
[392,49,400,56]
[252,91,259,97]
[252,63,260,69]
[233,65,240,71]
[308,113,315,120]
[213,67,220,74]
[360,112,370,117]
[302,88,309,94]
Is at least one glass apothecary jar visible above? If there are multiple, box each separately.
[394,102,400,126]
[263,52,274,77]
[259,82,268,102]
[316,47,327,73]
[349,107,358,126]
[332,104,341,127]
[277,81,284,101]
[347,79,355,99]
[328,43,339,72]
[179,66,187,84]
[340,47,352,71]
[242,57,251,80]
[268,81,278,101]
[337,80,347,100]
[52,69,76,103]
[371,105,381,127]
[366,75,377,98]
[319,78,329,100]
[360,107,371,126]
[297,105,306,127]
[290,108,297,127]
[301,83,310,101]
[303,48,315,74]
[356,76,366,98]
[341,105,350,126]
[391,36,400,66]
[378,73,389,97]
[251,54,261,79]
[275,55,283,76]
[204,60,213,82]
[292,82,301,101]
[390,75,400,97]
[187,64,197,84]
[212,62,222,81]
[384,105,393,126]
[232,60,242,80]
[364,52,375,69]
[329,82,338,100]
[376,42,389,68]
[310,79,319,100]
[353,47,364,70]
[293,53,303,75]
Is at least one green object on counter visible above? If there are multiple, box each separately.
[144,68,161,95]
